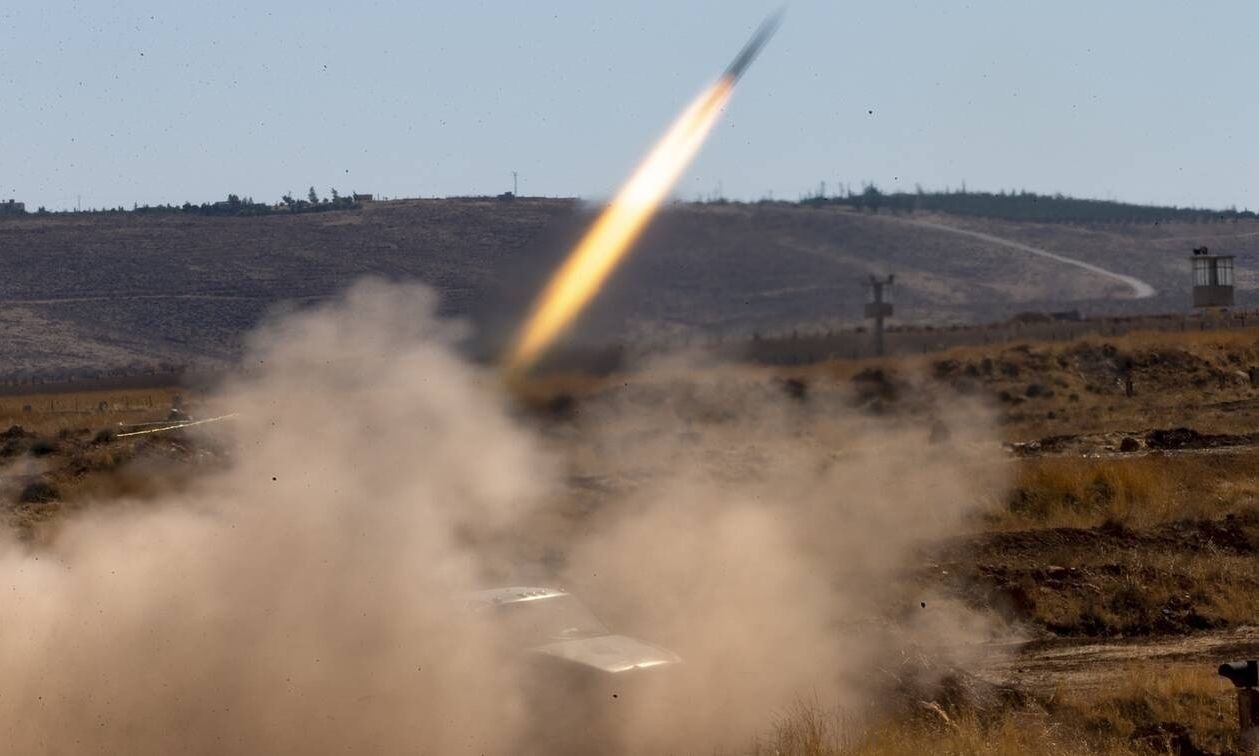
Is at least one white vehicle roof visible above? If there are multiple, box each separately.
[463,586,683,673]
[531,634,682,673]
[464,586,568,606]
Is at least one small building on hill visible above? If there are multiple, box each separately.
[0,200,26,216]
[1190,245,1234,308]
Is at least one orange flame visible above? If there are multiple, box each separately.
[505,77,735,375]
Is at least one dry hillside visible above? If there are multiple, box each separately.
[0,199,1255,380]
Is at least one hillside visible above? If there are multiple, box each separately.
[0,198,1255,380]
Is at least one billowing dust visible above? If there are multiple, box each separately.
[0,281,1012,754]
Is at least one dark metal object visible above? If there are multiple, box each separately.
[1219,660,1259,749]
[1218,660,1259,690]
[1221,661,1259,689]
[723,10,783,82]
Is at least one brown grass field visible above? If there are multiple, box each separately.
[759,665,1234,754]
[523,326,1259,753]
[11,324,1259,751]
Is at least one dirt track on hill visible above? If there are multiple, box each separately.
[981,626,1259,692]
[1008,428,1259,459]
[869,213,1158,299]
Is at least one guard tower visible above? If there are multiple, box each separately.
[864,274,894,356]
[1190,246,1234,308]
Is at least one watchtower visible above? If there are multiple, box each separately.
[1190,246,1234,308]
[864,274,894,356]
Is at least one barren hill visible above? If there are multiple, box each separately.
[0,198,1254,379]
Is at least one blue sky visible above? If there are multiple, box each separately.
[3,1,1256,211]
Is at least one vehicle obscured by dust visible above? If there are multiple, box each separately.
[0,280,1013,754]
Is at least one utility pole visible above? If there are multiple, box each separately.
[512,171,518,196]
[864,274,895,357]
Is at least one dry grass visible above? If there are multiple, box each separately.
[902,323,1259,367]
[797,324,1259,377]
[753,666,1235,755]
[844,716,1114,756]
[1093,326,1259,353]
[790,324,1259,441]
[1115,550,1259,631]
[4,331,1259,750]
[1001,456,1182,528]
[755,704,1107,755]
[508,322,1259,449]
[986,450,1259,530]
[1066,665,1237,749]
[0,387,189,435]
[0,385,211,542]
[1025,550,1259,637]
[942,512,1259,635]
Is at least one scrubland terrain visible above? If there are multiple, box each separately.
[1,200,1255,381]
[531,327,1259,754]
[7,323,1259,752]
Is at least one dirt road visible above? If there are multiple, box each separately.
[868,214,1158,300]
[980,627,1259,692]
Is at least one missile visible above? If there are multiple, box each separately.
[723,10,783,82]
[503,10,783,375]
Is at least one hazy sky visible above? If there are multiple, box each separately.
[3,1,1256,211]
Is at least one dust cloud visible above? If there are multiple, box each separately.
[557,363,1010,751]
[0,280,1011,754]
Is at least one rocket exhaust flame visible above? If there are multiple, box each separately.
[505,80,733,375]
[504,14,780,376]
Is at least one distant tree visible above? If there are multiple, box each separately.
[282,192,296,208]
[861,183,883,213]
[820,185,1256,223]
[307,186,319,204]
[330,188,339,202]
